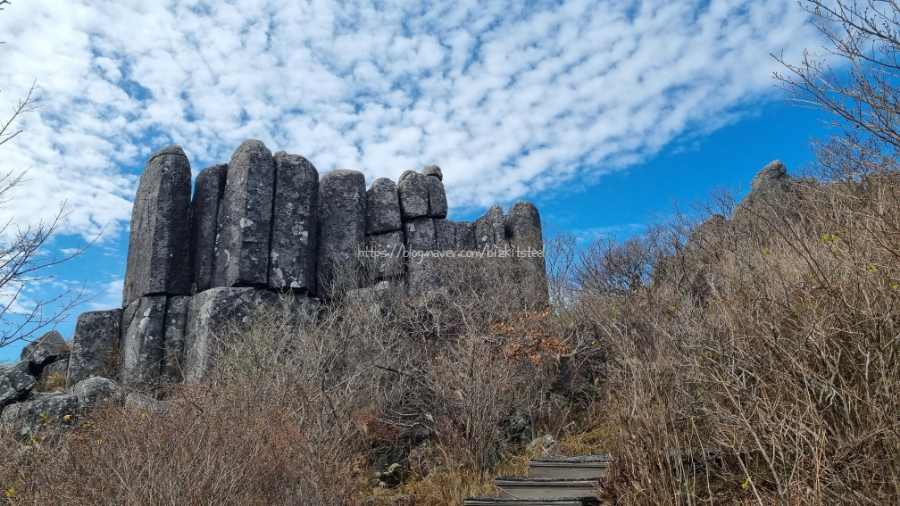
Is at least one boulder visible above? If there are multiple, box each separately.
[1,393,78,442]
[125,392,172,417]
[268,151,319,292]
[21,330,69,372]
[454,221,477,251]
[40,359,69,386]
[190,163,228,293]
[69,377,124,408]
[67,309,122,388]
[317,170,366,298]
[526,434,561,457]
[183,287,255,383]
[422,165,443,181]
[750,160,789,193]
[397,171,429,221]
[120,296,167,389]
[425,176,448,218]
[365,230,405,280]
[0,361,35,405]
[162,295,190,383]
[212,140,276,287]
[122,146,193,305]
[366,178,402,234]
[475,205,507,249]
[346,281,394,316]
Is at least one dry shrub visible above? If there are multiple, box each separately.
[0,245,592,506]
[567,172,900,505]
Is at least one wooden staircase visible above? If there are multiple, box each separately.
[463,454,610,505]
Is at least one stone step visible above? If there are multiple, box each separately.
[463,498,586,506]
[494,477,601,500]
[528,454,611,479]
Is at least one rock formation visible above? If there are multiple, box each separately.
[0,139,548,439]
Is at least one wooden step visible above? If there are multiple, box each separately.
[528,454,611,479]
[494,477,601,500]
[463,498,586,506]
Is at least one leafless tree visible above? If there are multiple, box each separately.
[774,0,900,178]
[0,82,93,348]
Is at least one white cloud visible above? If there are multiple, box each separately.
[0,0,824,242]
[86,278,124,312]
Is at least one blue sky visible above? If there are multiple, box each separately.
[0,0,837,358]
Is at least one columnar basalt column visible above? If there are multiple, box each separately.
[162,295,190,382]
[404,217,438,294]
[475,205,507,249]
[190,164,228,294]
[397,171,429,221]
[122,146,193,305]
[424,170,447,219]
[183,287,254,383]
[212,140,276,288]
[454,221,477,251]
[119,296,167,388]
[268,152,319,292]
[317,170,366,298]
[364,178,403,281]
[366,178,402,234]
[506,201,548,306]
[434,219,456,252]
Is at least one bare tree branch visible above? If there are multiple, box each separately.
[774,1,900,157]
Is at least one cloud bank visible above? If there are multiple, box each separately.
[0,0,822,240]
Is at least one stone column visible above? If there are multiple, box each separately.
[317,170,366,298]
[212,140,276,288]
[190,163,228,294]
[268,152,319,292]
[122,146,192,305]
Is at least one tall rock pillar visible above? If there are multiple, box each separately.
[212,140,276,288]
[122,146,192,305]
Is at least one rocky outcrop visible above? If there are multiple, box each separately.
[750,160,789,193]
[57,140,548,393]
[122,146,192,304]
[213,140,276,288]
[506,201,548,306]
